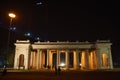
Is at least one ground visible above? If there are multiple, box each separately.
[0,69,120,80]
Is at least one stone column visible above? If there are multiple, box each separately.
[96,48,102,69]
[93,51,97,69]
[36,49,40,69]
[73,51,77,69]
[81,51,86,69]
[39,50,42,69]
[47,49,49,67]
[49,51,53,70]
[108,48,113,69]
[56,50,59,68]
[65,50,69,70]
[24,49,29,69]
[91,51,94,69]
[14,50,18,69]
[29,52,33,69]
[59,51,61,65]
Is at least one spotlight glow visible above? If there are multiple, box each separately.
[60,63,65,66]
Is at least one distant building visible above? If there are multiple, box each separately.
[14,40,113,70]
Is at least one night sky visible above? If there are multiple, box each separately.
[0,0,120,58]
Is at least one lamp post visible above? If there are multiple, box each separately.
[6,13,16,65]
[8,13,16,43]
[8,13,16,45]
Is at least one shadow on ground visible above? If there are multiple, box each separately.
[0,70,120,80]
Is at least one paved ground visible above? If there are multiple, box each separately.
[0,70,120,80]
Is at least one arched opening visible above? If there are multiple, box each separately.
[69,52,73,68]
[19,54,24,67]
[60,52,65,68]
[53,53,57,67]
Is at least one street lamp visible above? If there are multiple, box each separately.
[6,13,16,65]
[8,13,16,27]
[8,13,16,43]
[8,12,16,40]
[9,13,16,18]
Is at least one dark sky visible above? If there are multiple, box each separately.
[0,0,120,58]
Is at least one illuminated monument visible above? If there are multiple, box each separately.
[14,40,113,70]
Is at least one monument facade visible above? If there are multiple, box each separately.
[14,40,113,70]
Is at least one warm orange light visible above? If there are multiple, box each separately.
[8,13,16,18]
